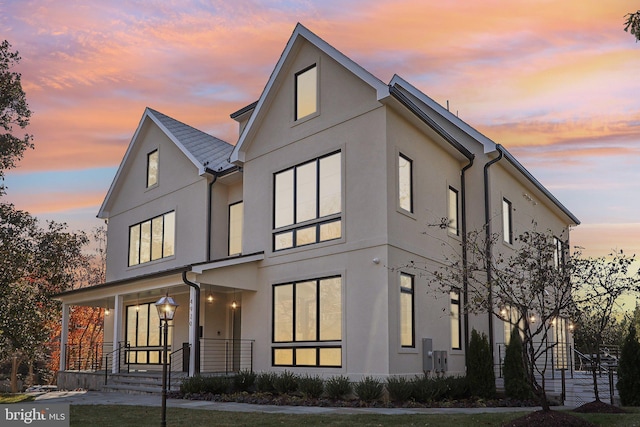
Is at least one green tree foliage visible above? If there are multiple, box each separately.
[467,329,495,398]
[0,40,33,194]
[503,328,532,400]
[625,11,640,42]
[617,325,640,405]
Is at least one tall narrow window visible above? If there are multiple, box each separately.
[398,153,413,213]
[273,151,341,251]
[553,236,564,270]
[448,187,459,235]
[147,149,158,187]
[400,273,415,348]
[228,202,244,256]
[450,289,461,350]
[502,198,513,244]
[128,211,175,266]
[295,64,317,120]
[272,276,342,367]
[553,317,568,369]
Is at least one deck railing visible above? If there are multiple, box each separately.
[200,339,254,374]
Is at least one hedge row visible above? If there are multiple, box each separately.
[180,370,471,403]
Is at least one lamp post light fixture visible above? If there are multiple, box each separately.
[155,294,178,427]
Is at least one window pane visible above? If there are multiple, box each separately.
[400,274,414,347]
[319,277,341,341]
[450,291,460,349]
[137,351,147,364]
[448,187,459,235]
[229,202,243,256]
[398,154,412,212]
[274,231,293,251]
[503,199,512,244]
[296,65,317,120]
[148,306,160,346]
[296,226,316,247]
[129,225,140,266]
[295,281,317,341]
[151,216,164,261]
[275,169,294,228]
[319,348,341,367]
[140,221,151,263]
[126,306,137,346]
[296,161,317,223]
[148,351,160,364]
[319,153,341,217]
[295,348,317,366]
[163,212,175,257]
[319,220,341,242]
[274,348,293,366]
[147,150,158,187]
[137,306,148,346]
[274,285,293,342]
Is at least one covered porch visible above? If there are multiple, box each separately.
[55,253,263,386]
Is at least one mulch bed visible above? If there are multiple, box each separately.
[572,399,627,413]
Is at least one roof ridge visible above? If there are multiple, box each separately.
[146,107,233,147]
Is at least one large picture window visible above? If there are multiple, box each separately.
[295,64,317,120]
[273,151,341,251]
[400,273,415,348]
[272,276,342,367]
[129,211,175,266]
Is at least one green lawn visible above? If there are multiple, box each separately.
[0,393,35,404]
[69,405,640,427]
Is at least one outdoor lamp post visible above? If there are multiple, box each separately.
[155,294,178,427]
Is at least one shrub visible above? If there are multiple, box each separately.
[443,376,470,400]
[503,328,533,400]
[325,375,352,400]
[273,370,298,394]
[386,376,413,402]
[617,325,640,405]
[298,375,325,398]
[255,372,277,393]
[233,369,256,393]
[411,375,448,402]
[180,375,230,395]
[467,329,495,398]
[354,376,383,402]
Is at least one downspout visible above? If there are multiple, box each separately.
[182,271,201,374]
[483,145,504,360]
[460,157,474,359]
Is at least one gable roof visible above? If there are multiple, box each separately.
[97,108,235,218]
[229,23,390,164]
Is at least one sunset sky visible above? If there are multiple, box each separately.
[3,0,639,260]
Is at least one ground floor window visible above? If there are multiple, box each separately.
[400,273,415,348]
[272,276,342,367]
[450,289,461,350]
[125,302,171,364]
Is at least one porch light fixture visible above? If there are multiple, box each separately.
[105,300,110,316]
[529,315,536,323]
[155,293,178,427]
[231,289,238,310]
[207,285,214,303]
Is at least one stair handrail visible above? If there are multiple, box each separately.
[168,344,190,391]
[103,341,130,385]
[573,347,611,374]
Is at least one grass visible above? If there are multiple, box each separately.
[69,405,640,427]
[0,393,35,404]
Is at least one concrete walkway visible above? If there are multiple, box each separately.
[30,390,552,415]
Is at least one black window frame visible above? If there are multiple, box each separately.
[294,63,318,121]
[450,288,462,350]
[502,198,513,244]
[398,153,414,213]
[124,302,165,365]
[448,186,459,236]
[228,201,243,256]
[146,149,159,188]
[400,272,415,348]
[128,210,175,267]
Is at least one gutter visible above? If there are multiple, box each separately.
[483,145,504,360]
[182,270,201,374]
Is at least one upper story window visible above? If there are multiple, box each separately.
[398,153,413,213]
[228,201,244,256]
[129,211,175,266]
[448,186,459,236]
[553,236,564,270]
[502,198,513,244]
[273,151,341,251]
[295,64,317,120]
[400,272,415,348]
[147,149,159,188]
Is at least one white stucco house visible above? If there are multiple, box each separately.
[55,23,579,387]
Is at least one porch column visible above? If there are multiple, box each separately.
[59,303,69,372]
[188,285,198,376]
[111,294,123,374]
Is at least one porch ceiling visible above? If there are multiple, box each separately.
[192,252,263,292]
